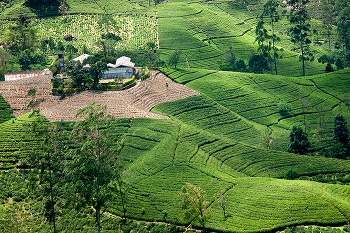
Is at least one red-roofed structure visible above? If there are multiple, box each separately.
[4,70,50,81]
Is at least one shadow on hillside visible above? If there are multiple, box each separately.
[24,0,63,16]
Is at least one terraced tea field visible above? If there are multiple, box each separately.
[1,67,350,231]
[106,118,350,232]
[156,2,326,76]
[156,68,350,150]
[1,0,349,231]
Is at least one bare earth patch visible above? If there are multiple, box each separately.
[0,70,200,122]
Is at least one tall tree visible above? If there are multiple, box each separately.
[337,7,350,67]
[66,60,86,89]
[1,16,41,70]
[287,126,310,155]
[287,0,313,76]
[1,16,38,55]
[167,50,181,69]
[255,0,282,74]
[180,183,211,230]
[319,0,336,49]
[333,114,349,147]
[217,190,227,219]
[25,110,66,233]
[66,103,119,233]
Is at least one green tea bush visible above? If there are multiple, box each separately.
[284,169,298,180]
[277,101,290,113]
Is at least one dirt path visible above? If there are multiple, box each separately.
[0,71,200,122]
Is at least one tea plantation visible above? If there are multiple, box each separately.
[1,0,350,232]
[1,76,350,231]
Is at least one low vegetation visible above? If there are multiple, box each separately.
[0,0,350,232]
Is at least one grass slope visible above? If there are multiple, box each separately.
[0,0,154,18]
[0,112,43,169]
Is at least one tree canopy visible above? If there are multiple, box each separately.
[288,126,310,155]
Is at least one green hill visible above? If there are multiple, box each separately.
[2,113,350,231]
[154,68,350,151]
[1,0,350,232]
[156,1,326,76]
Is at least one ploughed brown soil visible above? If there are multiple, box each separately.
[0,70,200,122]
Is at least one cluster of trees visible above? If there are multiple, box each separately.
[219,45,248,72]
[51,58,108,91]
[253,0,316,76]
[0,12,163,81]
[221,0,350,76]
[287,114,349,158]
[0,16,47,75]
[26,104,127,233]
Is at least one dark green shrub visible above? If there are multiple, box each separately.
[249,54,269,73]
[96,84,104,91]
[327,141,348,159]
[284,169,298,180]
[52,78,63,88]
[333,114,349,147]
[13,195,23,202]
[140,207,146,215]
[325,63,334,73]
[27,88,37,96]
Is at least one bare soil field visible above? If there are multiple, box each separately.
[0,70,200,122]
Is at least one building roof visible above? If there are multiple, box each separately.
[73,54,91,64]
[4,70,47,81]
[82,64,91,70]
[107,56,135,68]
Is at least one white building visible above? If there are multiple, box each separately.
[4,70,49,81]
[103,56,135,79]
[73,54,91,64]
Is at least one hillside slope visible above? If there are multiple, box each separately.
[2,114,350,232]
[154,68,350,151]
